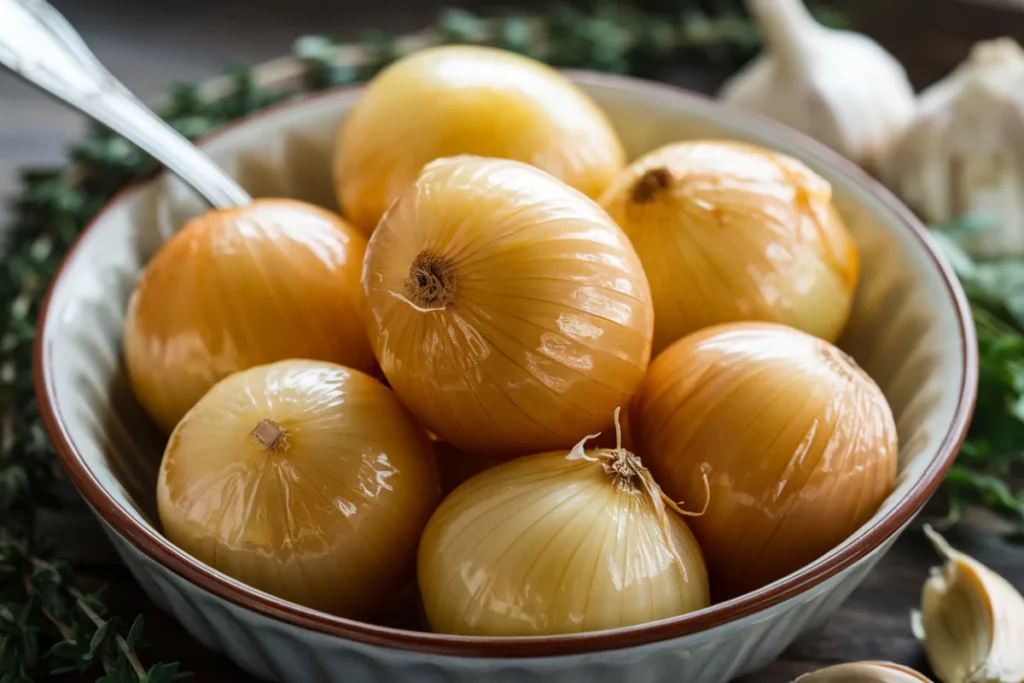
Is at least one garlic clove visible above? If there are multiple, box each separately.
[794,662,934,683]
[883,38,1024,259]
[917,525,1024,683]
[719,0,915,173]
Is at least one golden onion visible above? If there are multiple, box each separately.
[599,140,859,354]
[334,45,626,233]
[630,322,897,599]
[418,414,709,636]
[362,155,654,459]
[157,360,440,619]
[124,199,374,433]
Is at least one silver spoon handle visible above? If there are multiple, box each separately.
[0,0,251,209]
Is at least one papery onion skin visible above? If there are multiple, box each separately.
[334,45,626,234]
[157,360,440,619]
[362,156,654,459]
[599,141,859,354]
[124,199,374,433]
[630,322,897,600]
[418,443,709,636]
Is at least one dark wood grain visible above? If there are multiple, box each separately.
[5,0,1024,681]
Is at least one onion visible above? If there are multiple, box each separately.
[630,322,897,599]
[599,141,859,354]
[334,45,626,234]
[418,411,709,636]
[362,155,654,459]
[124,199,374,433]
[157,359,440,619]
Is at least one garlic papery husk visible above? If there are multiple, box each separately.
[917,525,1024,683]
[884,38,1024,258]
[719,0,915,173]
[795,662,934,683]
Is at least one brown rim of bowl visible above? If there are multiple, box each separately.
[34,69,979,659]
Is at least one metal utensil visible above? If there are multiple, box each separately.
[0,0,251,209]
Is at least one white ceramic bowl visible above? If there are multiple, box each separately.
[35,72,977,683]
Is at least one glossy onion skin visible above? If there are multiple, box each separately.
[418,449,709,636]
[630,322,897,600]
[124,199,374,433]
[335,45,626,233]
[157,360,440,619]
[600,141,859,354]
[363,156,654,459]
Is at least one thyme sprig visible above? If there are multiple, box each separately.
[0,3,766,680]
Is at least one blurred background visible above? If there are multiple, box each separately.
[2,0,1024,212]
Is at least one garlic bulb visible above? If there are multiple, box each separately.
[418,414,709,636]
[915,525,1024,683]
[884,38,1024,258]
[795,662,934,683]
[719,0,915,172]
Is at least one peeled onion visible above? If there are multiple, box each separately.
[418,416,709,636]
[629,322,897,599]
[157,360,440,618]
[334,45,626,233]
[599,141,859,354]
[124,199,373,433]
[362,156,654,459]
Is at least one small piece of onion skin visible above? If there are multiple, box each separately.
[599,140,859,355]
[124,199,374,433]
[417,433,709,636]
[334,44,626,234]
[630,322,897,600]
[157,360,440,619]
[362,155,654,459]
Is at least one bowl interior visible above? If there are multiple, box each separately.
[38,74,970,637]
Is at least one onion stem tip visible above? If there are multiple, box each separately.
[250,418,286,451]
[631,167,676,203]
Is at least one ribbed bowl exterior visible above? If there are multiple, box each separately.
[104,518,895,683]
[37,73,973,682]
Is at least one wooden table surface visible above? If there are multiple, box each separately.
[4,0,1024,681]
